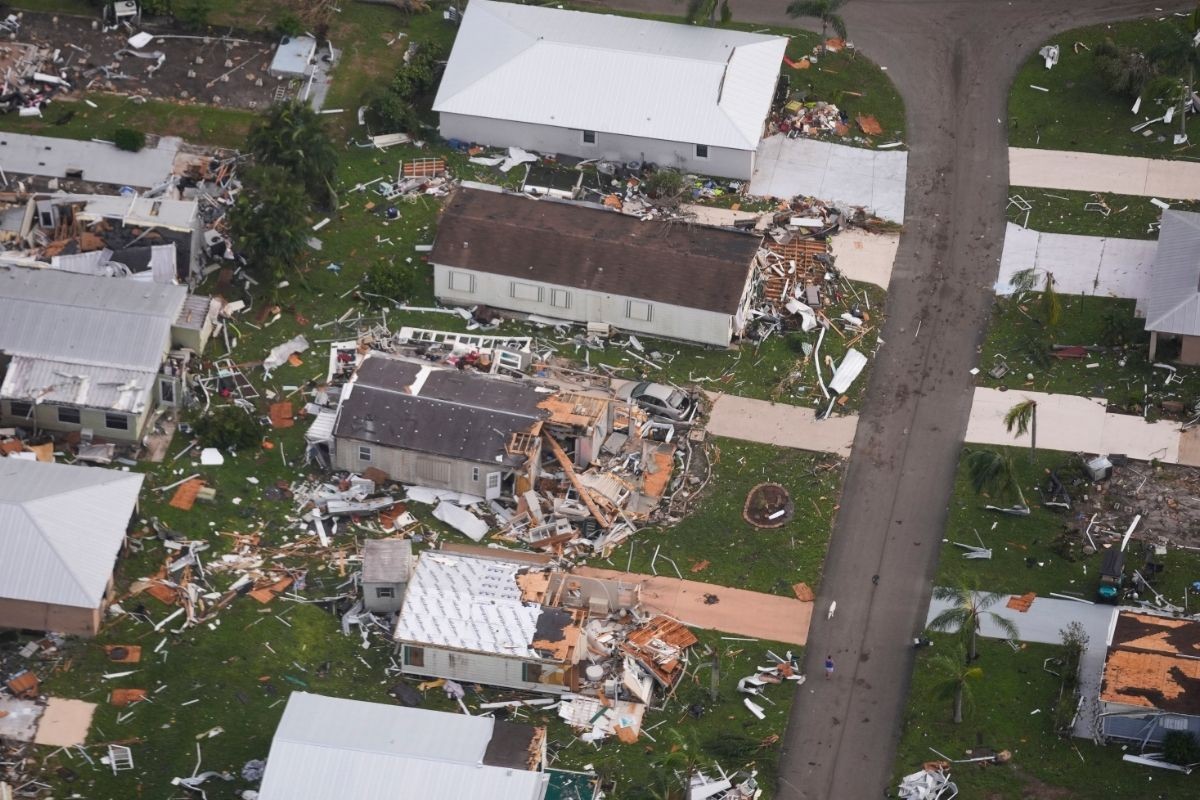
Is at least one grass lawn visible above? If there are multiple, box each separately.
[978,292,1200,412]
[1008,17,1200,158]
[937,445,1200,606]
[1007,187,1200,240]
[607,437,844,595]
[894,635,1193,799]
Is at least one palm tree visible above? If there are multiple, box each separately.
[649,729,703,800]
[1004,398,1038,462]
[931,645,983,723]
[786,0,848,54]
[678,0,731,25]
[228,165,310,287]
[1149,12,1200,143]
[247,100,340,209]
[965,449,1028,514]
[929,583,1020,663]
[1009,267,1061,328]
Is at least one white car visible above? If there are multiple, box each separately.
[616,381,696,422]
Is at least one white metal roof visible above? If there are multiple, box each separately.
[1,355,156,413]
[70,194,199,233]
[1144,210,1200,336]
[270,35,317,77]
[258,692,547,800]
[433,0,787,151]
[0,266,186,372]
[394,550,542,657]
[0,459,143,609]
[0,133,180,188]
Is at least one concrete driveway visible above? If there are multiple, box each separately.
[1010,147,1200,199]
[997,222,1157,298]
[750,135,908,222]
[925,592,1118,738]
[705,392,858,457]
[832,230,898,290]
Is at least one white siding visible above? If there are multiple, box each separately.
[440,113,754,179]
[0,399,149,443]
[434,264,738,347]
[399,644,572,694]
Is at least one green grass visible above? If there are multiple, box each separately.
[1008,17,1199,158]
[608,437,843,595]
[937,445,1200,605]
[979,292,1200,410]
[895,635,1194,799]
[1007,187,1200,239]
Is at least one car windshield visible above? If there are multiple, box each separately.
[666,390,687,409]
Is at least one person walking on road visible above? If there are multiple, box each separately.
[824,655,834,678]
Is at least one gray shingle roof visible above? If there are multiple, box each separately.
[1144,210,1200,336]
[362,538,413,584]
[0,459,143,608]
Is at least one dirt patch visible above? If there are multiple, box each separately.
[743,482,795,528]
[1067,460,1200,550]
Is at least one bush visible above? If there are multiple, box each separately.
[362,260,421,303]
[1163,730,1200,767]
[113,128,146,152]
[644,168,685,200]
[176,0,211,30]
[191,405,261,451]
[1093,38,1157,100]
[368,41,449,132]
[276,11,305,38]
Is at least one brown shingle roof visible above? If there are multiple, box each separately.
[430,188,760,315]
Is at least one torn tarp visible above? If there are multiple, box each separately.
[432,500,489,541]
[499,147,539,173]
[828,348,867,395]
[263,335,310,375]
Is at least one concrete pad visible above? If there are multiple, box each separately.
[966,387,1182,463]
[831,230,898,289]
[705,392,857,457]
[996,222,1157,299]
[750,135,907,222]
[1010,148,1200,200]
[1177,427,1200,467]
[579,566,811,646]
[0,695,43,742]
[33,697,96,747]
[678,204,760,227]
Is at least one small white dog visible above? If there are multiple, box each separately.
[827,600,837,620]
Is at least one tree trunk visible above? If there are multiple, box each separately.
[953,685,964,723]
[1030,405,1037,462]
[968,623,978,663]
[820,19,828,54]
[1184,62,1193,141]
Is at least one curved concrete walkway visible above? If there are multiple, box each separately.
[1010,147,1200,199]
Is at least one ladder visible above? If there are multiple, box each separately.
[108,744,134,775]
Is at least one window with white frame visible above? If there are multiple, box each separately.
[358,445,373,462]
[582,130,597,145]
[375,587,395,599]
[105,413,130,431]
[550,288,571,309]
[510,281,543,302]
[448,270,475,293]
[8,401,32,418]
[471,466,480,482]
[626,299,653,322]
[57,407,81,425]
[695,144,709,159]
[1160,716,1189,731]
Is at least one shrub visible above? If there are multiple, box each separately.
[113,128,145,152]
[1163,730,1200,766]
[644,168,685,200]
[276,11,305,38]
[176,0,211,31]
[362,260,421,303]
[191,405,261,451]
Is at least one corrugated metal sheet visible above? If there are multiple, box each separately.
[0,133,178,188]
[258,693,547,800]
[1144,211,1200,336]
[395,550,541,657]
[433,0,786,151]
[0,459,143,608]
[0,266,185,370]
[0,355,156,412]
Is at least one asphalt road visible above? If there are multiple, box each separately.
[592,2,1188,797]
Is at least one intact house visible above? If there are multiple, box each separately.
[361,538,413,614]
[0,266,217,442]
[433,0,788,180]
[0,458,143,636]
[258,691,549,800]
[1137,210,1200,364]
[431,188,763,347]
[322,351,550,499]
[1098,610,1200,745]
[0,193,206,286]
[393,544,641,695]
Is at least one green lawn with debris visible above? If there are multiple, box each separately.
[979,292,1200,413]
[894,635,1193,799]
[1008,16,1199,157]
[937,445,1200,605]
[1007,187,1200,239]
[608,437,843,595]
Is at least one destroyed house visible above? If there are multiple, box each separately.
[0,266,212,441]
[394,546,637,695]
[258,692,549,800]
[434,1,787,180]
[1099,610,1200,744]
[432,188,762,347]
[0,132,180,190]
[328,352,549,498]
[18,194,206,285]
[0,458,143,636]
[1137,210,1200,365]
